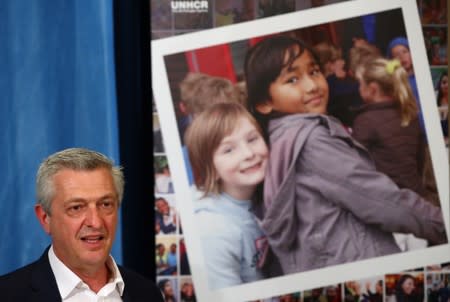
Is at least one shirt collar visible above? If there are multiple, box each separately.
[48,245,125,299]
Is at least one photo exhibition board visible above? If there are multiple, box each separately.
[151,0,449,301]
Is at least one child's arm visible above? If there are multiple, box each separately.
[300,125,446,245]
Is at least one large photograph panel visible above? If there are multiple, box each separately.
[151,0,450,301]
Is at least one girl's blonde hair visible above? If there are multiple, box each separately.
[184,102,263,196]
[355,58,418,126]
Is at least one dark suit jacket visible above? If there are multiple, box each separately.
[0,248,164,302]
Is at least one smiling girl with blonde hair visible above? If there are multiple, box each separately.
[184,102,271,289]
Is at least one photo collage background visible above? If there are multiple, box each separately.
[151,0,448,301]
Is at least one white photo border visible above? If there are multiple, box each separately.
[151,0,450,301]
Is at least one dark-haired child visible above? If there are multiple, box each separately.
[244,35,446,274]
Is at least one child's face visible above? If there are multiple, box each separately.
[212,116,268,200]
[391,45,412,73]
[331,58,346,78]
[257,49,329,115]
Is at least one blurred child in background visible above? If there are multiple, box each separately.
[387,36,440,204]
[353,58,426,200]
[179,72,245,184]
[353,57,431,250]
[386,37,424,133]
[314,41,363,128]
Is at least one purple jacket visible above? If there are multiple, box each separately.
[256,114,446,274]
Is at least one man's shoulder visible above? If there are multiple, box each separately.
[118,266,164,301]
[0,260,43,300]
[0,249,61,302]
[0,260,38,284]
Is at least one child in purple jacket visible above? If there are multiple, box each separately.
[244,35,447,274]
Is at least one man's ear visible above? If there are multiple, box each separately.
[35,204,51,234]
[255,101,273,115]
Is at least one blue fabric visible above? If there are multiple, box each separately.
[362,14,376,44]
[386,36,409,58]
[0,1,121,275]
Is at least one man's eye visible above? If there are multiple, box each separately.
[101,201,113,208]
[68,204,84,214]
[99,200,117,213]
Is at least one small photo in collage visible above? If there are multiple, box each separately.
[153,114,165,154]
[418,0,447,25]
[214,0,255,27]
[174,11,212,30]
[180,276,197,302]
[304,285,341,302]
[257,0,295,18]
[157,277,178,302]
[151,0,449,300]
[426,270,450,302]
[343,277,384,302]
[151,0,173,30]
[385,272,425,302]
[154,155,174,194]
[155,194,177,235]
[156,235,178,276]
[422,27,448,66]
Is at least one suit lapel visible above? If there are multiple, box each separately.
[29,248,62,301]
[121,289,132,302]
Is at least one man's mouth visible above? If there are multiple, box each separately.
[81,235,105,243]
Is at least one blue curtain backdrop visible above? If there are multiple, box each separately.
[0,1,122,275]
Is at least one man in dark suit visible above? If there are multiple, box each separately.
[0,148,164,301]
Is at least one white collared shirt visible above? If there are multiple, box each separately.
[48,246,125,302]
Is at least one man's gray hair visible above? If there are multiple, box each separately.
[36,148,124,214]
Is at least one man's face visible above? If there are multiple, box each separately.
[35,168,119,275]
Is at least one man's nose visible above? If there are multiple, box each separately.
[85,206,102,227]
